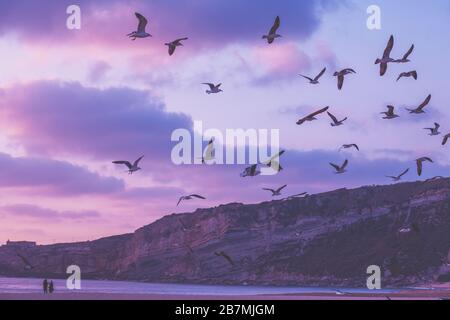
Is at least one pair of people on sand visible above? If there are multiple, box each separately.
[42,279,54,294]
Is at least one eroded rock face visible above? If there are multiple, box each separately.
[1,179,450,287]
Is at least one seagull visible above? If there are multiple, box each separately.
[386,168,409,182]
[198,138,215,164]
[330,159,349,174]
[424,123,441,136]
[415,157,433,176]
[240,164,261,177]
[127,13,152,40]
[339,144,359,152]
[394,44,414,63]
[426,176,444,182]
[333,68,356,90]
[177,194,206,206]
[375,35,395,76]
[397,71,417,82]
[406,94,431,114]
[214,251,235,266]
[381,105,400,119]
[327,111,348,127]
[112,156,144,174]
[296,106,329,125]
[300,68,326,84]
[398,227,412,234]
[262,16,281,44]
[165,37,188,56]
[202,83,223,94]
[443,134,450,146]
[263,185,287,197]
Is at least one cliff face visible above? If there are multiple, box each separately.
[1,179,450,287]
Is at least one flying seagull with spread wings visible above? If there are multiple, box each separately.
[296,106,329,125]
[165,37,188,56]
[381,105,399,119]
[394,44,414,63]
[203,83,223,94]
[127,13,152,40]
[330,159,349,174]
[339,144,359,152]
[113,156,144,174]
[397,71,417,81]
[406,94,431,114]
[424,123,441,136]
[263,185,287,197]
[386,168,409,182]
[300,68,326,84]
[415,157,433,176]
[333,68,356,90]
[375,35,395,76]
[177,194,206,206]
[327,111,347,127]
[262,16,281,44]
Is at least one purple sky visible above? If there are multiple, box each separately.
[0,0,449,244]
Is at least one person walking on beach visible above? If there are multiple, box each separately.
[48,280,54,294]
[42,279,48,294]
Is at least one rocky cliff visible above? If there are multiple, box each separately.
[1,178,450,287]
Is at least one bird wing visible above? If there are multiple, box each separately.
[314,68,327,81]
[300,75,314,82]
[113,161,132,169]
[133,155,144,167]
[341,159,349,170]
[416,160,423,176]
[399,168,409,178]
[352,144,360,151]
[337,75,344,90]
[176,197,184,206]
[263,188,276,193]
[380,62,388,76]
[17,253,33,268]
[402,44,414,60]
[309,106,329,118]
[411,71,418,80]
[168,44,176,56]
[329,163,340,171]
[277,185,288,193]
[135,13,148,33]
[383,35,394,59]
[434,123,440,129]
[443,134,450,146]
[189,194,206,200]
[343,68,356,74]
[269,16,281,35]
[397,73,405,81]
[202,83,215,90]
[174,37,188,43]
[417,94,431,111]
[327,111,339,124]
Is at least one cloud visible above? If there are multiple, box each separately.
[0,81,193,163]
[0,152,124,195]
[0,0,342,48]
[88,60,111,82]
[1,204,101,220]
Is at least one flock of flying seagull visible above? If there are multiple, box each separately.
[113,13,449,208]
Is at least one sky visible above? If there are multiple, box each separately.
[0,0,449,244]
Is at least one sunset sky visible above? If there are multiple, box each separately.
[0,0,449,244]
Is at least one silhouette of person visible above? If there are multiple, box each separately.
[48,280,54,294]
[43,279,48,294]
